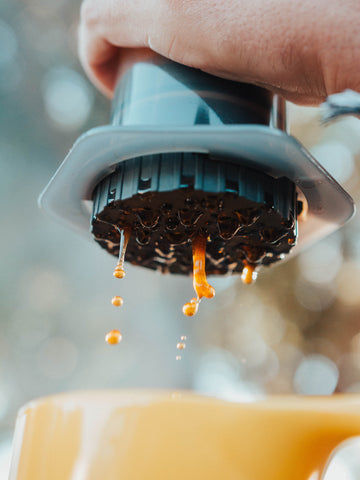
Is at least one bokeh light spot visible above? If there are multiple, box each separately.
[310,141,354,185]
[295,280,335,311]
[293,354,339,395]
[0,20,17,66]
[42,67,94,130]
[298,237,342,285]
[336,262,360,307]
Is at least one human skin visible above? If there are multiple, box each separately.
[78,0,360,105]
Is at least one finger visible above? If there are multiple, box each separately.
[78,0,360,104]
[77,0,324,102]
[78,0,230,96]
[78,23,119,97]
[78,0,158,96]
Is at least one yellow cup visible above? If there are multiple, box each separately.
[9,390,360,480]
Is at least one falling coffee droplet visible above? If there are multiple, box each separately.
[113,228,131,279]
[182,298,199,317]
[176,355,182,361]
[176,342,186,350]
[180,335,187,341]
[241,264,257,285]
[182,235,215,317]
[111,296,124,307]
[105,329,122,345]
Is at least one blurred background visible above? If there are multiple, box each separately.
[2,0,360,477]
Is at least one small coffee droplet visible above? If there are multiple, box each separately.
[105,329,122,345]
[288,237,296,245]
[176,342,186,350]
[113,266,125,279]
[111,296,124,307]
[176,355,182,360]
[241,265,257,285]
[182,299,199,317]
[180,335,187,341]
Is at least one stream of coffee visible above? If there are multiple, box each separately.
[182,235,215,317]
[106,230,256,345]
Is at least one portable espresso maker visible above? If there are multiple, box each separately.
[39,52,355,280]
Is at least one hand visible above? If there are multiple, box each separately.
[78,0,360,104]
